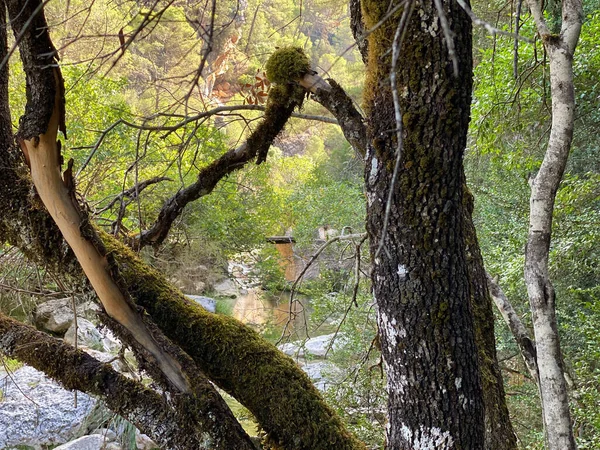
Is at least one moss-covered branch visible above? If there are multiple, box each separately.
[135,81,305,250]
[105,232,367,450]
[0,312,253,450]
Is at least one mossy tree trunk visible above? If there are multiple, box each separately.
[361,0,485,447]
[0,0,518,448]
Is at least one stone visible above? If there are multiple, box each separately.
[64,318,104,351]
[185,295,217,313]
[0,365,96,449]
[193,281,206,293]
[278,333,346,358]
[82,348,129,373]
[136,431,158,450]
[99,328,122,354]
[33,298,98,335]
[90,428,118,442]
[300,361,339,391]
[53,435,122,450]
[213,278,239,298]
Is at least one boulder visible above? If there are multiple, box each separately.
[300,361,339,391]
[185,295,217,313]
[64,318,104,351]
[0,365,95,449]
[136,431,159,450]
[278,333,346,358]
[33,298,98,335]
[212,278,239,298]
[53,435,121,450]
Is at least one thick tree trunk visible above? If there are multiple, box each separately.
[523,1,582,448]
[464,189,517,450]
[362,1,484,448]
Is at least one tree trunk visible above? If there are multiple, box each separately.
[361,1,485,448]
[0,2,365,449]
[522,1,582,448]
[464,189,517,450]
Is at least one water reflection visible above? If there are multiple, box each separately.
[232,289,309,338]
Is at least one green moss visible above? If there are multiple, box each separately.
[100,232,365,450]
[265,47,311,84]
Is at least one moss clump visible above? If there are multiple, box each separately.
[265,47,311,84]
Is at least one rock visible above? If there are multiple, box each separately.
[213,279,239,298]
[33,298,98,335]
[0,365,96,449]
[278,333,346,358]
[64,318,104,351]
[301,361,339,391]
[136,431,158,450]
[53,435,122,450]
[90,428,118,442]
[99,328,122,354]
[82,348,130,373]
[193,281,206,293]
[185,295,217,313]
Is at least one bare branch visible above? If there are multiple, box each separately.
[135,86,305,249]
[311,79,367,156]
[487,273,539,382]
[95,176,172,215]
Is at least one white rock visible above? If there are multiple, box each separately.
[99,328,122,354]
[185,295,217,313]
[279,333,346,358]
[0,365,95,449]
[33,298,97,334]
[136,431,158,450]
[53,434,121,450]
[301,361,339,391]
[64,318,104,351]
[213,279,239,298]
[90,428,118,441]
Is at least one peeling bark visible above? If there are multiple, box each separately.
[522,0,583,448]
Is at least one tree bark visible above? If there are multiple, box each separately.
[361,0,484,448]
[0,313,252,450]
[0,2,365,449]
[464,189,517,450]
[523,0,583,448]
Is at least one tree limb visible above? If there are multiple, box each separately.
[486,273,538,381]
[0,312,254,450]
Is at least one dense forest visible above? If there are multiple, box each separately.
[0,0,598,449]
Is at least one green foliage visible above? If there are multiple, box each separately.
[468,11,600,448]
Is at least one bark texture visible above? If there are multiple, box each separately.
[0,313,251,450]
[0,2,255,448]
[362,0,484,447]
[523,0,583,448]
[0,7,365,447]
[464,190,517,450]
